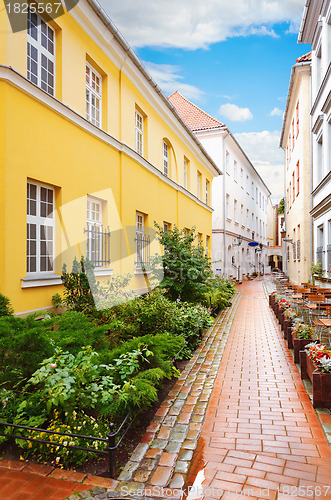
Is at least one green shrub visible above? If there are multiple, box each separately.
[51,311,111,353]
[0,316,54,388]
[0,294,14,317]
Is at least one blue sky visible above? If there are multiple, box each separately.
[99,0,311,201]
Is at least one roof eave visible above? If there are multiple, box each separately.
[84,0,221,176]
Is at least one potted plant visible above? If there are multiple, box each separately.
[292,322,313,362]
[311,262,323,285]
[283,308,297,343]
[300,343,331,408]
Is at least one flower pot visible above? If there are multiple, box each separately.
[284,319,292,344]
[300,350,331,408]
[292,333,312,364]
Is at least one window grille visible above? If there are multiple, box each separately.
[327,244,331,272]
[135,233,151,269]
[84,225,110,267]
[316,246,323,264]
[297,239,301,260]
[293,241,296,260]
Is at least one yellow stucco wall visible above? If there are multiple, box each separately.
[0,2,216,315]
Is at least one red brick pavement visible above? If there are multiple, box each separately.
[0,461,118,499]
[186,280,331,500]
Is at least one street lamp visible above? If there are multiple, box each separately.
[233,235,243,282]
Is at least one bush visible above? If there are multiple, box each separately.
[0,315,54,388]
[150,224,213,303]
[199,278,235,315]
[0,294,14,317]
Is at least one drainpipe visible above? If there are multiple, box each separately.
[223,130,230,277]
[309,64,314,279]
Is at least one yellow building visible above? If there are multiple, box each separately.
[0,0,220,315]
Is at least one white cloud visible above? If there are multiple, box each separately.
[98,0,304,49]
[270,107,283,117]
[142,62,204,100]
[234,130,284,202]
[243,26,279,38]
[219,103,253,122]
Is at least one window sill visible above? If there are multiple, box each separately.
[134,269,152,275]
[94,268,114,277]
[21,274,62,288]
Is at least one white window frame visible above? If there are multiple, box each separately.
[86,62,102,127]
[27,9,55,96]
[27,181,55,275]
[135,110,144,156]
[86,197,103,267]
[197,171,201,199]
[184,158,188,189]
[163,141,169,176]
[205,180,209,205]
[136,212,145,269]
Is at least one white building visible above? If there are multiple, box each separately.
[280,52,312,284]
[168,91,271,280]
[298,0,331,277]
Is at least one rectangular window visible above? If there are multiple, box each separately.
[86,63,102,127]
[184,158,188,189]
[296,101,299,137]
[163,141,168,176]
[206,235,210,256]
[205,180,210,205]
[296,161,300,195]
[234,199,238,223]
[226,151,230,173]
[135,110,144,156]
[234,160,237,181]
[226,194,230,219]
[27,9,55,96]
[256,187,258,203]
[240,168,244,188]
[246,209,249,229]
[292,172,295,200]
[27,181,54,274]
[292,119,295,149]
[86,197,110,267]
[241,204,244,227]
[135,212,150,269]
[197,171,202,199]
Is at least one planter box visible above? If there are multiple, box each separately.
[284,319,293,345]
[300,350,331,408]
[292,333,311,364]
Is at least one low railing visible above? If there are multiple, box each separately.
[134,232,151,269]
[0,409,135,478]
[84,224,111,268]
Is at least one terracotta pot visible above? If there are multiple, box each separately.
[300,350,331,408]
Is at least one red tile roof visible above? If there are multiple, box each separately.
[168,91,225,132]
[296,51,312,63]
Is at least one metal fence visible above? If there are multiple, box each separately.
[84,224,111,268]
[0,410,135,478]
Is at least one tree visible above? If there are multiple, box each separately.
[278,198,284,214]
[151,224,213,303]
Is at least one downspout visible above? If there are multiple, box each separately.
[309,64,314,278]
[223,130,230,277]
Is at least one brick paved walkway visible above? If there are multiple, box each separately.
[186,280,331,499]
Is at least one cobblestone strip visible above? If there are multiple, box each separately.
[112,291,242,496]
